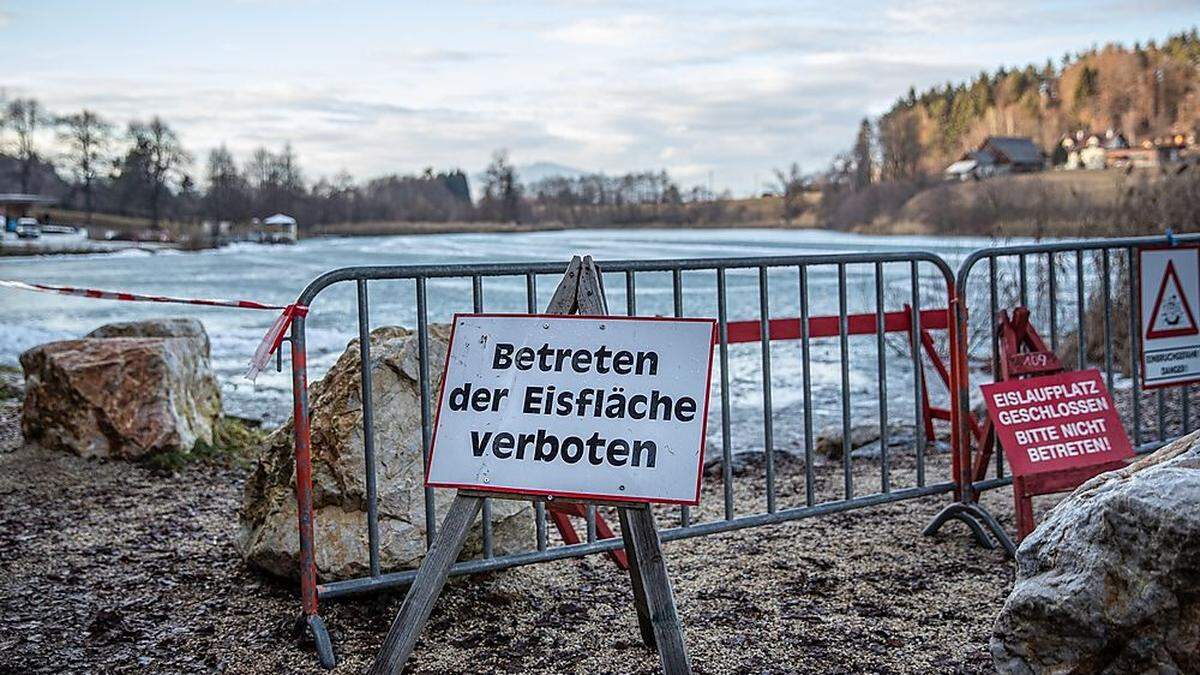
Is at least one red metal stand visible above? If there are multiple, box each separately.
[975,309,1128,540]
[547,503,630,569]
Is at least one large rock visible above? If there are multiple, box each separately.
[992,431,1200,674]
[87,317,212,356]
[20,318,221,459]
[238,325,533,581]
[813,422,927,459]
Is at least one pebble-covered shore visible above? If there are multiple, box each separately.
[0,387,1043,675]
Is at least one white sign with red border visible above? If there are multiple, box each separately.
[426,314,717,505]
[1140,245,1200,388]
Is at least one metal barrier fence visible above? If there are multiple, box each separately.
[283,233,1199,666]
[927,233,1200,551]
[285,251,963,663]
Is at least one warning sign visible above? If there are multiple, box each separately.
[426,314,717,505]
[981,369,1132,477]
[1140,245,1200,388]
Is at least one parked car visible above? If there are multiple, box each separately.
[14,218,40,239]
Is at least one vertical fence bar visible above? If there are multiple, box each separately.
[472,275,494,559]
[1157,389,1167,441]
[1048,252,1058,351]
[989,257,1003,478]
[759,266,777,513]
[356,280,381,577]
[1102,250,1114,394]
[673,268,690,528]
[525,272,547,551]
[799,265,816,507]
[288,317,320,619]
[910,261,926,488]
[717,268,734,520]
[837,263,852,499]
[1183,385,1192,434]
[1076,251,1086,371]
[989,256,999,372]
[1129,248,1142,445]
[415,278,436,546]
[1018,253,1029,307]
[625,270,637,315]
[875,262,890,494]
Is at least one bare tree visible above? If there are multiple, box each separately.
[481,149,521,222]
[57,110,113,224]
[204,145,249,223]
[7,98,46,193]
[772,163,808,223]
[127,117,192,227]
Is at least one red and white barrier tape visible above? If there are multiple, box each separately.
[1,279,307,381]
[245,303,308,380]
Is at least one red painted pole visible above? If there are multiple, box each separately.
[289,318,319,616]
[947,293,968,504]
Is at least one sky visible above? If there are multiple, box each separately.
[0,1,1196,196]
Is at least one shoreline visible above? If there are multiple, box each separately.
[0,219,1083,260]
[7,219,1175,260]
[307,218,810,238]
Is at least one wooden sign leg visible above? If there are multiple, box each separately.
[369,494,483,674]
[618,508,657,651]
[621,504,692,675]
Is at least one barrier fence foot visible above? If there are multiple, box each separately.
[923,502,1014,555]
[969,504,1017,558]
[306,613,337,670]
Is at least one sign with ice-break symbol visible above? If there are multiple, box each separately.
[1140,245,1200,388]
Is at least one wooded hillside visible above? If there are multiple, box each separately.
[875,29,1200,180]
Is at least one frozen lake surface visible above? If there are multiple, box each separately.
[1,228,1014,451]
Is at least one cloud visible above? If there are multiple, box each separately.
[370,47,502,65]
[4,0,1190,195]
[543,14,666,48]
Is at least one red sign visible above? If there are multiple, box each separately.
[981,369,1132,477]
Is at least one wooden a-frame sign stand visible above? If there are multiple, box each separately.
[368,255,693,674]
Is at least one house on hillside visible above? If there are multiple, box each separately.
[943,150,997,181]
[1056,130,1131,170]
[978,136,1045,173]
[944,136,1044,181]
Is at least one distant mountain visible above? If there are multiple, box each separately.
[516,161,587,185]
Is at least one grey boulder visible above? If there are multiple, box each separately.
[992,430,1200,674]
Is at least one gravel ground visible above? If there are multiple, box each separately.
[0,389,1044,675]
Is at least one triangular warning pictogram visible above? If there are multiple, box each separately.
[1147,259,1199,340]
